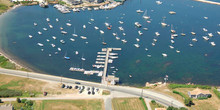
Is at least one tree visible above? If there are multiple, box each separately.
[151,100,156,104]
[16,98,21,103]
[184,98,193,107]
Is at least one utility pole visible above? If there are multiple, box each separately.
[141,89,143,98]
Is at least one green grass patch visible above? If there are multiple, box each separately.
[0,88,22,97]
[169,83,211,89]
[213,88,220,99]
[139,97,148,110]
[149,100,164,110]
[58,0,66,5]
[0,56,16,69]
[172,90,193,107]
[35,99,103,110]
[0,4,8,11]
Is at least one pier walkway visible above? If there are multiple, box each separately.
[102,48,110,84]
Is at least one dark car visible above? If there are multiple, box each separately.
[75,85,78,89]
[75,82,81,84]
[61,84,65,88]
[92,91,95,95]
[88,91,91,95]
[69,86,72,89]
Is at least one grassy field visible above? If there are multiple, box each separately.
[34,99,104,110]
[112,98,147,110]
[0,74,78,97]
[149,102,164,110]
[0,101,25,110]
[0,0,13,13]
[152,84,220,110]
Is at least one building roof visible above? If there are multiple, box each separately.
[189,88,211,95]
[155,108,166,110]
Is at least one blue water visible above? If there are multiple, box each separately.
[0,0,220,86]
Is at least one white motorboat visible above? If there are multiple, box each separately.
[210,42,216,46]
[169,11,176,15]
[38,31,42,35]
[161,22,167,27]
[56,18,59,22]
[116,36,120,40]
[83,25,86,29]
[73,8,80,12]
[66,23,72,26]
[208,33,213,37]
[37,43,44,47]
[134,22,142,28]
[123,33,126,36]
[119,21,124,24]
[51,44,55,47]
[189,43,193,47]
[156,1,162,5]
[46,18,50,22]
[43,28,47,31]
[119,26,124,31]
[72,34,78,37]
[176,50,180,53]
[52,36,56,40]
[57,48,61,51]
[162,53,167,57]
[94,26,99,30]
[134,44,140,48]
[61,31,67,34]
[192,38,198,42]
[136,38,140,42]
[191,32,196,35]
[100,30,104,34]
[171,40,175,44]
[46,39,50,42]
[121,39,127,43]
[202,36,209,41]
[138,31,143,35]
[136,9,144,13]
[70,38,75,42]
[34,23,37,26]
[202,28,208,32]
[169,45,174,49]
[217,31,220,35]
[28,35,33,38]
[75,51,79,55]
[155,32,160,36]
[80,36,87,39]
[49,24,53,28]
[113,33,117,36]
[60,40,65,44]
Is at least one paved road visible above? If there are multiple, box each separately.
[0,68,185,108]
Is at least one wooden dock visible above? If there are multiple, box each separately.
[101,48,121,84]
[194,0,220,5]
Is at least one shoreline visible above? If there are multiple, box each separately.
[0,4,32,72]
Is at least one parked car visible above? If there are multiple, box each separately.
[61,84,65,88]
[75,85,78,89]
[69,86,72,89]
[75,82,81,84]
